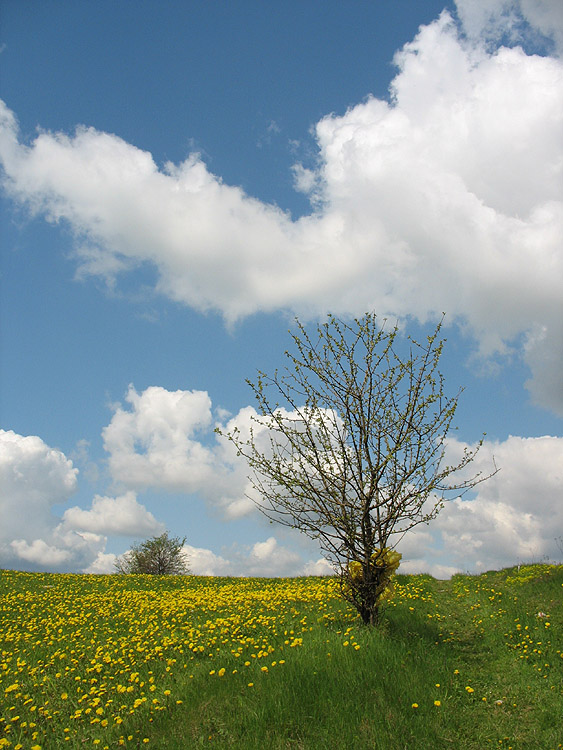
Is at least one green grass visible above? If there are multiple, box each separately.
[1,565,561,749]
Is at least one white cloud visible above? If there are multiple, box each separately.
[302,558,335,576]
[397,435,563,575]
[70,439,100,483]
[183,544,232,576]
[2,426,561,577]
[103,385,217,492]
[101,385,349,522]
[100,387,261,518]
[0,429,162,572]
[244,536,302,577]
[455,0,563,54]
[97,383,563,579]
[62,491,164,536]
[101,384,258,520]
[100,387,563,577]
[85,551,118,574]
[0,5,561,412]
[184,536,322,578]
[10,538,72,567]
[0,429,78,548]
[400,559,462,579]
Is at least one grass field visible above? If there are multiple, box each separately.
[1,564,561,749]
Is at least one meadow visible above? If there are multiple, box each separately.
[0,564,561,750]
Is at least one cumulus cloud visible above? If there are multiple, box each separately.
[184,536,320,578]
[302,558,335,576]
[0,429,163,572]
[243,536,302,577]
[174,426,563,578]
[99,387,563,577]
[102,385,352,523]
[0,3,561,412]
[396,435,563,576]
[10,538,72,567]
[103,385,217,492]
[102,384,322,520]
[86,551,118,574]
[62,491,164,536]
[455,0,563,54]
[183,543,232,576]
[2,425,561,576]
[156,425,563,581]
[102,384,253,518]
[0,429,78,550]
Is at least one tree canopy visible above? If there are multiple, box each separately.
[114,532,190,575]
[222,313,495,624]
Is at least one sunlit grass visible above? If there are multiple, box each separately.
[1,564,561,749]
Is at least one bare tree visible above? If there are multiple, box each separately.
[114,532,190,575]
[221,313,495,625]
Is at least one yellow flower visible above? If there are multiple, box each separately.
[218,668,226,677]
[434,700,441,706]
[465,686,474,693]
[411,703,418,708]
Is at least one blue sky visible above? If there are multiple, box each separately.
[1,0,562,577]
